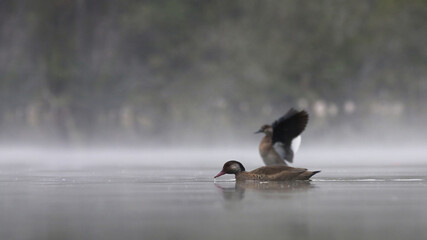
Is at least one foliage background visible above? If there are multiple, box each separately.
[0,0,426,146]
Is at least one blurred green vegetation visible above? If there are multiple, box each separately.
[0,0,426,146]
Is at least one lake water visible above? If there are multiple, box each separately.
[0,148,426,240]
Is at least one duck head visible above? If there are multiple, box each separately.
[254,124,273,135]
[214,160,246,178]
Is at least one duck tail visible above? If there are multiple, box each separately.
[310,170,321,177]
[297,170,321,180]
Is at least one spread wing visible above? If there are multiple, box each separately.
[271,109,309,163]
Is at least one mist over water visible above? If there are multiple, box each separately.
[1,149,427,240]
[0,144,426,169]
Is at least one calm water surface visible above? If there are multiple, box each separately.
[0,158,426,240]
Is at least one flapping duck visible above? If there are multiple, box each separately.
[255,108,309,166]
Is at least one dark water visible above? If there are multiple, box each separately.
[0,161,427,240]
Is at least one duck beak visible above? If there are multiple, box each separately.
[214,171,226,178]
[254,129,262,134]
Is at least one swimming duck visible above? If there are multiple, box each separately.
[255,108,309,166]
[214,160,320,181]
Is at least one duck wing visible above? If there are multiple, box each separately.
[272,108,309,163]
[250,166,307,175]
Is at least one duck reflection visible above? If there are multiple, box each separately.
[215,180,314,201]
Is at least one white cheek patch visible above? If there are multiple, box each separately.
[230,164,240,172]
[291,135,302,153]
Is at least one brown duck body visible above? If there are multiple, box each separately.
[214,161,320,181]
[259,135,285,166]
[236,166,320,181]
